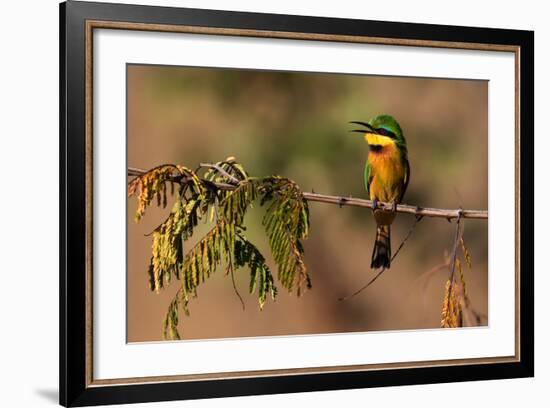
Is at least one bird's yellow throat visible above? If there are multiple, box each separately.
[364,133,395,147]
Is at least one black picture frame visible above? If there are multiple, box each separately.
[60,1,534,406]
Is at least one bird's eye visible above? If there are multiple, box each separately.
[376,128,396,138]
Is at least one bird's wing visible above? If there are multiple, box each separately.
[364,161,373,196]
[399,158,410,203]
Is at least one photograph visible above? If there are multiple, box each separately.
[126,64,489,342]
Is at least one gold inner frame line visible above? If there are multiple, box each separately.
[84,19,521,388]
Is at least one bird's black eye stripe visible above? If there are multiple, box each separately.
[376,128,396,139]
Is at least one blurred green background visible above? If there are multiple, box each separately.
[127,64,488,342]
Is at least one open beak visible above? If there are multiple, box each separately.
[349,121,376,134]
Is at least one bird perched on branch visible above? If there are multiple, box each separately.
[351,115,410,269]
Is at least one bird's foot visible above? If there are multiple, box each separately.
[371,199,378,213]
[391,201,398,213]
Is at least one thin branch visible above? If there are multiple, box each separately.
[417,261,451,312]
[127,166,487,220]
[227,257,245,311]
[128,166,236,191]
[199,162,240,185]
[301,192,486,220]
[338,215,424,301]
[415,261,450,294]
[444,211,464,308]
[128,164,182,180]
[392,215,424,260]
[338,267,387,301]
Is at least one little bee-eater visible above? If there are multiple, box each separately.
[351,115,410,269]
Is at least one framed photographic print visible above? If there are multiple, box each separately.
[59,1,534,406]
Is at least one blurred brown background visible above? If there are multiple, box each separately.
[127,64,488,342]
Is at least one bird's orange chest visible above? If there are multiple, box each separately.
[367,143,406,203]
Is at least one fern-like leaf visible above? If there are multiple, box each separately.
[261,177,310,295]
[129,159,311,339]
[234,233,277,309]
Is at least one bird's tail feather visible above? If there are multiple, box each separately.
[371,225,391,269]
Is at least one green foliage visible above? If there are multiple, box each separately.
[128,158,310,340]
[163,292,184,341]
[261,177,310,295]
[234,234,277,310]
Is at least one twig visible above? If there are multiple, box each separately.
[444,210,464,309]
[338,215,424,301]
[338,267,387,301]
[392,215,424,261]
[128,167,236,191]
[227,257,245,311]
[128,167,488,220]
[415,261,450,294]
[199,163,240,185]
[416,261,451,312]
